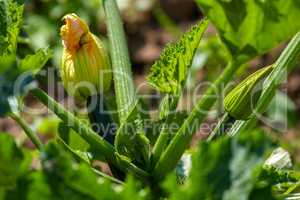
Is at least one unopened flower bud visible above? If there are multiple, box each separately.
[60,13,111,101]
[224,65,273,120]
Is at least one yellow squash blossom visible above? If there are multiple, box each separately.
[60,13,111,101]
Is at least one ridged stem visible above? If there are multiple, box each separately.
[103,0,136,123]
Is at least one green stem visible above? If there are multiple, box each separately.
[153,60,241,179]
[31,88,115,158]
[103,0,150,168]
[92,168,124,185]
[9,112,43,150]
[152,94,179,166]
[30,88,149,180]
[207,112,232,142]
[103,0,136,123]
[228,32,300,137]
[57,137,123,184]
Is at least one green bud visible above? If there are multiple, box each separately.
[60,13,111,101]
[224,65,273,120]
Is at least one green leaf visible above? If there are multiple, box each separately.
[222,140,266,200]
[40,142,150,199]
[0,133,31,190]
[164,129,274,200]
[253,166,300,198]
[196,0,300,62]
[6,1,23,54]
[188,138,232,199]
[41,141,118,200]
[57,111,92,154]
[26,172,52,200]
[0,1,51,117]
[67,129,90,152]
[0,48,52,117]
[0,0,23,55]
[147,19,208,94]
[0,1,8,55]
[120,176,149,200]
[258,166,299,186]
[19,48,53,74]
[0,136,149,199]
[0,1,7,37]
[56,137,91,165]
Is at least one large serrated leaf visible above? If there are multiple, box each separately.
[196,0,300,63]
[147,19,208,94]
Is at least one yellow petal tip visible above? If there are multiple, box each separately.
[60,13,89,52]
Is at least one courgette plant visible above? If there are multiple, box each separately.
[1,0,300,199]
